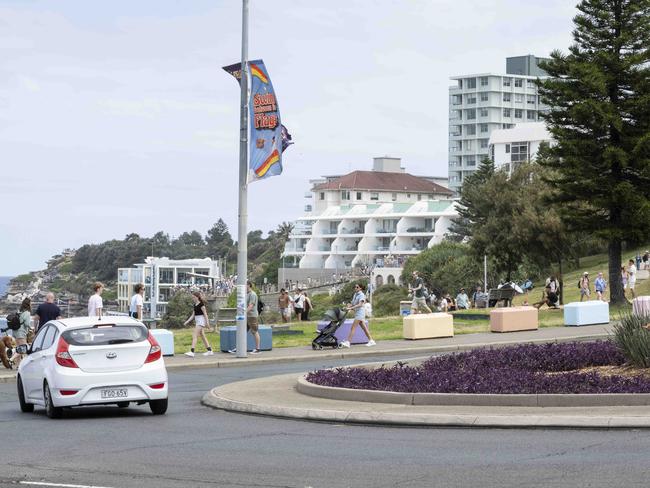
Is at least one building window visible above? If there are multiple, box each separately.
[370,192,379,201]
[451,94,462,105]
[480,108,488,117]
[527,110,536,120]
[515,78,523,87]
[417,194,422,201]
[466,78,476,89]
[341,190,350,200]
[515,109,523,118]
[407,193,411,198]
[505,144,511,153]
[527,79,536,88]
[527,95,536,105]
[503,108,511,117]
[480,76,488,86]
[159,268,174,284]
[427,194,434,200]
[464,140,473,151]
[466,109,476,119]
[515,93,524,103]
[502,123,513,129]
[465,125,476,135]
[480,92,489,102]
[503,93,511,102]
[466,156,476,167]
[479,123,488,133]
[391,192,397,201]
[511,142,529,163]
[503,77,511,87]
[480,139,489,148]
[356,191,362,200]
[466,95,476,104]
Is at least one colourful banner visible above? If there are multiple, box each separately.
[223,60,291,183]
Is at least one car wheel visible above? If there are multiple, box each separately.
[44,382,63,419]
[17,376,33,413]
[149,398,168,415]
[117,402,129,408]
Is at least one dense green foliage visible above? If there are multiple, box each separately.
[161,290,194,329]
[372,284,409,317]
[613,313,650,368]
[537,0,650,303]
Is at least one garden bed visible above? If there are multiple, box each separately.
[306,341,650,395]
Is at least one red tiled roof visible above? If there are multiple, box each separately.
[312,171,452,195]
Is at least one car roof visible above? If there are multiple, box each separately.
[49,316,146,330]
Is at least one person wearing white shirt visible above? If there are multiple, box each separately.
[627,259,637,300]
[88,282,104,318]
[130,283,145,320]
[293,289,305,322]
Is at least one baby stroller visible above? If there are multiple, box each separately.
[312,308,348,350]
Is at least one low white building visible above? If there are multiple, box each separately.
[488,122,552,175]
[117,257,222,317]
[281,157,457,288]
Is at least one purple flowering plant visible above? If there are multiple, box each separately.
[306,341,650,394]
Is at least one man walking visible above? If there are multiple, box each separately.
[34,292,61,332]
[130,283,145,320]
[579,272,590,302]
[409,271,432,314]
[88,282,104,317]
[246,281,261,354]
[278,288,290,323]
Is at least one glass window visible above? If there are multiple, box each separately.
[515,78,523,87]
[503,77,511,87]
[341,190,350,200]
[480,92,488,102]
[391,193,397,201]
[527,111,536,120]
[480,123,488,133]
[527,79,536,88]
[466,109,476,119]
[515,94,524,103]
[177,268,192,285]
[63,325,148,346]
[370,192,379,201]
[466,95,476,104]
[503,108,511,117]
[515,109,523,118]
[41,326,58,351]
[480,108,488,117]
[480,139,489,148]
[30,326,49,352]
[503,93,511,102]
[466,78,476,89]
[505,144,511,153]
[511,142,529,163]
[465,125,476,135]
[527,95,536,104]
[319,192,325,200]
[159,268,174,284]
[480,76,488,86]
[466,157,476,167]
[356,192,362,200]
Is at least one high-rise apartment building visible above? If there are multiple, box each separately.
[448,55,549,195]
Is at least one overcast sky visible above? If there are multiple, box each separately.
[0,0,576,276]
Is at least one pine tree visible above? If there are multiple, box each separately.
[537,0,650,304]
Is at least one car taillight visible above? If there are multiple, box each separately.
[56,336,79,368]
[145,332,162,363]
[60,389,78,396]
[149,383,165,389]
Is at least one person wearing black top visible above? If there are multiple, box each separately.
[183,291,213,358]
[34,293,62,332]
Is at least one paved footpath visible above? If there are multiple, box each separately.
[0,322,614,383]
[198,322,650,429]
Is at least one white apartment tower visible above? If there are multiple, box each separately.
[448,55,549,195]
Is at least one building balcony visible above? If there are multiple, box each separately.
[405,227,434,233]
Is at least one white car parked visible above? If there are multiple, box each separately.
[17,317,168,418]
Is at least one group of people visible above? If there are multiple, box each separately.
[408,271,474,314]
[277,288,313,323]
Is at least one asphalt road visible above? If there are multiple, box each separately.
[1,355,650,488]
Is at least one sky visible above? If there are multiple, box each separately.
[0,0,577,276]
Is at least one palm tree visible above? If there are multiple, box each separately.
[275,222,294,243]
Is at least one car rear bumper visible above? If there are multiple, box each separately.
[49,361,168,407]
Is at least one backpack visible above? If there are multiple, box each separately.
[5,312,21,331]
[257,299,265,314]
[422,287,430,299]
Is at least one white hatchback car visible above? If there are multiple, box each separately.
[17,317,168,418]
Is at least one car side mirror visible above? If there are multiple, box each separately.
[15,344,29,355]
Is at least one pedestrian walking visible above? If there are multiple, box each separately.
[627,259,637,300]
[183,291,213,357]
[409,271,432,314]
[293,289,304,322]
[339,283,375,348]
[130,283,145,320]
[12,298,32,367]
[456,288,470,310]
[34,292,61,333]
[579,272,590,302]
[301,292,312,321]
[88,282,104,318]
[594,272,607,302]
[278,288,290,323]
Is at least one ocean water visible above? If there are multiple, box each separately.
[0,277,11,297]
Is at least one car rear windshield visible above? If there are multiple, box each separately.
[62,325,148,346]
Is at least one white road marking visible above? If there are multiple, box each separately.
[20,482,115,488]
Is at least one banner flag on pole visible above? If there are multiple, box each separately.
[223,59,292,183]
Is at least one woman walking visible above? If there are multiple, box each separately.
[183,291,213,357]
[301,292,313,321]
[339,283,376,348]
[13,298,32,367]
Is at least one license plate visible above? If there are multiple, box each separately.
[101,388,128,399]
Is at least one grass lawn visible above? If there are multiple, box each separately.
[171,246,649,352]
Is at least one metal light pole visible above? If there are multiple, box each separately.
[235,0,249,358]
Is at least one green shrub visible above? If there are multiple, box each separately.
[13,273,33,284]
[161,290,194,329]
[613,313,650,368]
[372,284,409,317]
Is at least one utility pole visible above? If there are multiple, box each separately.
[235,0,249,358]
